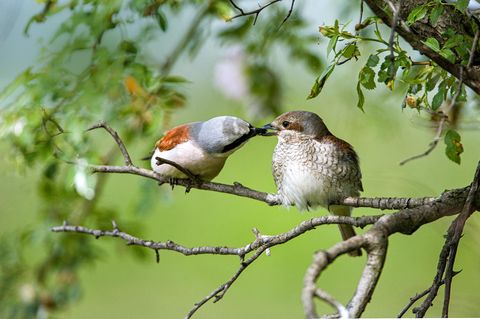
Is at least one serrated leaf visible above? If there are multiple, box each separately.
[367,54,380,67]
[424,37,440,52]
[429,5,444,25]
[356,81,365,111]
[407,5,428,25]
[444,129,463,164]
[359,66,376,90]
[307,64,335,99]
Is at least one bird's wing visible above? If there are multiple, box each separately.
[272,143,285,190]
[155,124,190,151]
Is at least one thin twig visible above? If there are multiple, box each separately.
[155,156,198,181]
[359,0,364,30]
[414,161,480,317]
[386,0,400,80]
[399,113,448,166]
[442,161,480,317]
[279,0,296,28]
[87,121,133,166]
[228,0,244,14]
[397,273,459,318]
[186,246,266,318]
[227,0,282,25]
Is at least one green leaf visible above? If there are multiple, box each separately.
[443,34,463,49]
[163,75,189,83]
[407,5,428,25]
[327,35,338,57]
[359,66,376,90]
[424,37,440,52]
[341,42,358,59]
[307,64,335,99]
[429,5,444,25]
[455,0,469,12]
[440,48,456,63]
[444,129,463,164]
[426,73,441,91]
[356,81,365,111]
[432,88,445,110]
[366,54,380,67]
[156,9,168,31]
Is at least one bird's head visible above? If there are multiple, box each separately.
[261,111,330,138]
[190,116,266,155]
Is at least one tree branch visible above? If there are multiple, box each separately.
[57,122,480,318]
[363,0,480,95]
[314,288,349,319]
[300,176,480,318]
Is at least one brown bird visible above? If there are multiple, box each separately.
[262,111,363,256]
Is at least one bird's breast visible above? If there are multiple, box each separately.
[272,139,360,210]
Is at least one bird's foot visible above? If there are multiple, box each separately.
[184,175,202,194]
[168,177,178,190]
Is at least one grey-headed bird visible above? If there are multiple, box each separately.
[262,111,363,256]
[151,116,265,181]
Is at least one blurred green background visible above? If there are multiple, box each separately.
[1,1,480,318]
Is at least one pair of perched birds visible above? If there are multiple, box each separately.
[150,111,363,256]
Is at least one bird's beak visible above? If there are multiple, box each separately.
[252,127,268,136]
[259,123,278,136]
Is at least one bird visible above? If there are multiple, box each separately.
[262,111,363,256]
[150,116,266,181]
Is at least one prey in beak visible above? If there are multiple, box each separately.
[259,123,279,136]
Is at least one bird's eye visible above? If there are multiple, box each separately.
[282,121,290,128]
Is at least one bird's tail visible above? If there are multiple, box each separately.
[141,149,155,161]
[329,205,362,257]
